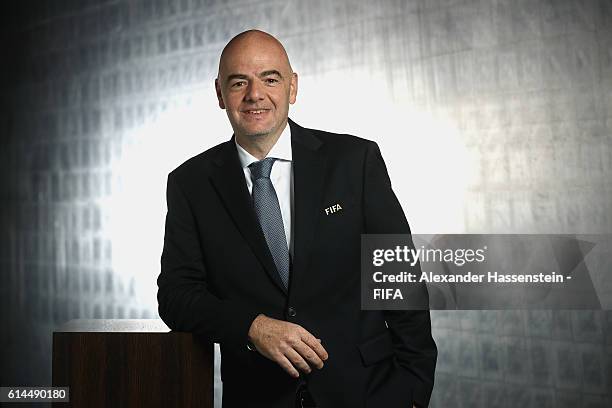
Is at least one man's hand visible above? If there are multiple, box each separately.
[248,314,329,378]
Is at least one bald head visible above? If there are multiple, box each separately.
[218,30,293,78]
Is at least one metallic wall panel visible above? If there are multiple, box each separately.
[1,1,611,406]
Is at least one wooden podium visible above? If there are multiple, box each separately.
[52,319,213,407]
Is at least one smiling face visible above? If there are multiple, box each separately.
[215,31,298,144]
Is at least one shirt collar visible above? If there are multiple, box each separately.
[235,121,293,169]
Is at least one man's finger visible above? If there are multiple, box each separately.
[293,341,325,369]
[284,347,312,374]
[302,334,329,362]
[277,354,300,378]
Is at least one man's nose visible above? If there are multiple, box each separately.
[244,81,264,102]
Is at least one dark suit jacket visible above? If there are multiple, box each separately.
[157,118,437,408]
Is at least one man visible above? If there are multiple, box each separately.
[157,30,437,408]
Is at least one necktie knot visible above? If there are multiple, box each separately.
[249,157,276,180]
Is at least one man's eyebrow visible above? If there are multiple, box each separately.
[259,70,283,79]
[225,70,283,83]
[226,74,248,83]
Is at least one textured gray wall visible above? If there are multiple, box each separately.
[1,0,612,407]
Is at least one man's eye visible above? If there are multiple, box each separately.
[232,81,246,88]
[265,78,279,84]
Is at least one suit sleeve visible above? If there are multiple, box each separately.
[157,172,260,349]
[363,142,438,408]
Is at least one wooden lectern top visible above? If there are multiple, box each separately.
[55,319,170,333]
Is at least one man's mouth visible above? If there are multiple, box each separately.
[241,109,270,116]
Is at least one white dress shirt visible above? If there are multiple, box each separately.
[235,123,294,256]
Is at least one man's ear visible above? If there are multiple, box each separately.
[215,78,226,109]
[289,72,298,105]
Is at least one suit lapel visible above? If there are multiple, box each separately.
[289,119,327,294]
[210,140,288,294]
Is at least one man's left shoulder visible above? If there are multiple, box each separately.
[310,127,372,147]
[299,124,376,158]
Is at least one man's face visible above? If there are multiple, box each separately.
[215,36,297,140]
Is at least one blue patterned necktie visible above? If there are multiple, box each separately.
[249,158,290,289]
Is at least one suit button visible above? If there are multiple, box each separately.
[288,307,297,317]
